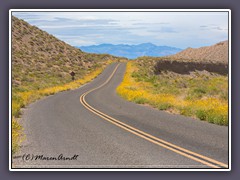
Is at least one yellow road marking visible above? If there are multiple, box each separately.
[79,63,228,169]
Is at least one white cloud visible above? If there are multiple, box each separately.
[12,11,229,48]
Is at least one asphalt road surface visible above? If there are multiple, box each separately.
[12,62,229,169]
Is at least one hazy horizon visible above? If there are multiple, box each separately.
[77,41,227,48]
[12,11,229,49]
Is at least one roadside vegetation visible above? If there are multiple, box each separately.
[12,63,114,154]
[11,16,125,154]
[117,61,228,126]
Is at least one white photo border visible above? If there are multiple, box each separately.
[9,9,231,171]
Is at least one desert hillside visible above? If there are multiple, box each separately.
[124,41,229,126]
[12,16,119,89]
[169,40,228,64]
[136,40,229,75]
[12,16,122,153]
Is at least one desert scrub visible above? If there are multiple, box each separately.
[12,118,24,154]
[116,61,228,126]
[12,63,111,154]
[12,16,124,154]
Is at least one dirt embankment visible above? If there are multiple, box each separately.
[154,60,228,75]
[154,41,229,75]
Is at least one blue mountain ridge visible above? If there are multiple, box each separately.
[77,43,182,59]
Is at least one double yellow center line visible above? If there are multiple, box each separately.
[79,63,228,169]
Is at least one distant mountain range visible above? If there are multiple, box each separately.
[77,43,182,59]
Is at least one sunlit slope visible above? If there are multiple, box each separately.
[117,41,228,126]
[12,16,119,91]
[169,41,228,64]
[11,16,121,153]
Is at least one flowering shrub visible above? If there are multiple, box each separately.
[12,65,107,154]
[117,62,228,126]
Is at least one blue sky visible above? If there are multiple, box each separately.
[12,11,229,49]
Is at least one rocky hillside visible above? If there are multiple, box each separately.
[12,16,119,90]
[169,41,228,64]
[136,40,229,75]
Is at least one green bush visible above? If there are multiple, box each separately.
[180,107,193,116]
[134,97,148,104]
[196,109,207,120]
[158,103,172,110]
[206,110,228,125]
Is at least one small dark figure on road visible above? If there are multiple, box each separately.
[70,71,75,81]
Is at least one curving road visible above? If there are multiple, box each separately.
[12,62,229,169]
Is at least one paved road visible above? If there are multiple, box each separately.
[13,63,229,169]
